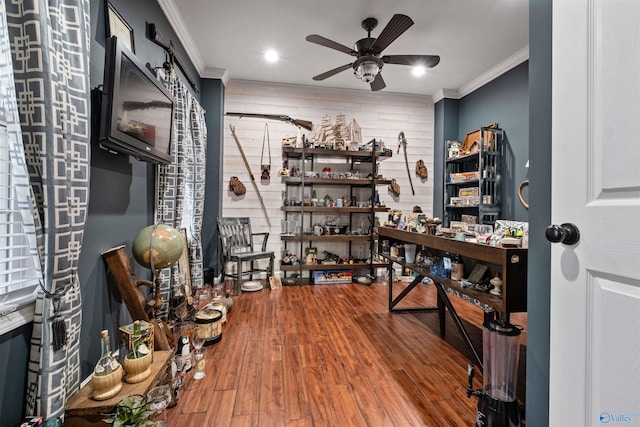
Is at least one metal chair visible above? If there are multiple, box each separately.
[217,217,274,294]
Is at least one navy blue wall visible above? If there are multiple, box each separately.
[0,323,32,423]
[200,79,225,272]
[458,62,529,222]
[433,98,460,219]
[0,1,203,424]
[83,0,201,384]
[434,63,529,224]
[527,0,552,424]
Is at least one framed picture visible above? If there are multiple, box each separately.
[105,2,135,53]
[269,276,282,290]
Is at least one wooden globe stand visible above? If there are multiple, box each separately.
[101,246,172,351]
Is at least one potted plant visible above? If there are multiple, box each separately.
[122,321,152,384]
[103,394,154,427]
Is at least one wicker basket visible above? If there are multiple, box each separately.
[91,364,123,401]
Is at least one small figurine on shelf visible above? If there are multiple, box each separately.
[174,330,192,372]
[490,273,503,296]
[448,141,462,159]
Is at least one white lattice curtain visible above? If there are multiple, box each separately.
[4,0,91,419]
[155,69,207,319]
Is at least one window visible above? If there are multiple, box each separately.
[0,117,40,335]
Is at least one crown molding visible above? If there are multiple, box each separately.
[157,0,205,75]
[433,89,460,103]
[433,46,529,102]
[201,68,229,85]
[457,46,529,98]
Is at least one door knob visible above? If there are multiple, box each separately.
[545,223,580,245]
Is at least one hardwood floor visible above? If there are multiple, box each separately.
[167,280,527,426]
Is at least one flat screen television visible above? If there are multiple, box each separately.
[99,36,175,164]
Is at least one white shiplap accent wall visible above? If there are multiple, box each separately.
[222,80,435,274]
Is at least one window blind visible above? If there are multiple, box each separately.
[0,123,39,313]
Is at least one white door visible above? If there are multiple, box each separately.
[550,0,640,426]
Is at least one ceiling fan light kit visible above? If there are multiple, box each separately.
[353,56,383,83]
[306,14,440,91]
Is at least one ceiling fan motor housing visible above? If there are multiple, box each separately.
[354,37,380,56]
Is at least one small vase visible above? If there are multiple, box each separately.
[123,351,152,384]
[91,364,123,400]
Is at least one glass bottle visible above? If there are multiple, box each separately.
[128,320,150,359]
[451,254,464,281]
[441,252,452,278]
[94,330,120,376]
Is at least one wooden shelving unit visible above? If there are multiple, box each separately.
[281,144,391,283]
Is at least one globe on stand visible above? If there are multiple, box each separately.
[132,223,184,311]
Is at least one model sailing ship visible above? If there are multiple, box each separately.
[306,114,362,149]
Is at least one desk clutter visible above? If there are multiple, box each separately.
[384,210,528,249]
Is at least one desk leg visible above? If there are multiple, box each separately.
[387,259,394,309]
[389,274,439,313]
[437,291,446,338]
[435,283,483,368]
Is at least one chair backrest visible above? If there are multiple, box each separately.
[217,217,254,256]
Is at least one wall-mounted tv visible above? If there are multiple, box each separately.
[99,36,175,164]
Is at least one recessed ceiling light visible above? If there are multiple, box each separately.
[412,66,426,77]
[264,49,279,63]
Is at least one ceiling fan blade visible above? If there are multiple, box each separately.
[370,14,414,53]
[306,35,357,56]
[370,73,386,91]
[382,54,441,68]
[312,63,353,81]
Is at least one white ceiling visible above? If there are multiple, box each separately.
[159,0,529,98]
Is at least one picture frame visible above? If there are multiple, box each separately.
[467,263,488,284]
[269,276,282,290]
[105,2,135,53]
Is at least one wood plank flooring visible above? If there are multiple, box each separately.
[167,280,527,426]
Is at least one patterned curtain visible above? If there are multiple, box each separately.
[5,0,91,419]
[155,69,207,318]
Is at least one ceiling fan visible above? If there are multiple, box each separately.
[306,14,440,91]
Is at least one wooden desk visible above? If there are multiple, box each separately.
[64,350,172,427]
[377,227,528,366]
